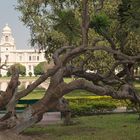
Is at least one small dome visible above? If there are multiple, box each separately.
[3,24,11,33]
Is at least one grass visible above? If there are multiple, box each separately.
[22,89,45,99]
[24,113,140,140]
[134,80,140,94]
[64,90,93,97]
[21,89,93,99]
[21,89,95,100]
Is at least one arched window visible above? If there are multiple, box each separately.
[37,56,39,61]
[29,56,31,61]
[5,55,9,61]
[5,36,8,42]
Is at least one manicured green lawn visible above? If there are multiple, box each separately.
[22,89,45,99]
[134,81,140,94]
[21,89,93,99]
[24,113,140,140]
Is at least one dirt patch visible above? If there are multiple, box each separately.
[0,131,35,140]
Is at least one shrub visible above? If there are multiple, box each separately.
[65,96,126,107]
[28,72,32,77]
[69,101,117,116]
[64,96,127,116]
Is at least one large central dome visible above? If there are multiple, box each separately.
[2,24,12,33]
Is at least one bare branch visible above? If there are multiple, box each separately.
[53,46,73,66]
[62,46,132,66]
[0,66,19,110]
[93,0,105,13]
[67,79,138,100]
[16,66,59,100]
[0,58,8,71]
[100,30,116,50]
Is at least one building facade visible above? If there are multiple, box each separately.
[0,24,45,76]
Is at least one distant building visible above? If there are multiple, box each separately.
[0,24,45,76]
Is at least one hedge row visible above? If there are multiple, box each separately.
[64,96,128,116]
[65,96,127,106]
[69,102,117,116]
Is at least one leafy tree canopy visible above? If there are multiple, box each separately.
[16,0,140,73]
[118,0,140,31]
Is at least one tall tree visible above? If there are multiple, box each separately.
[0,0,139,136]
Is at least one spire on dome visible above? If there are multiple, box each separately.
[2,23,12,34]
[0,24,15,46]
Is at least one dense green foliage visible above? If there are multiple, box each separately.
[89,12,111,33]
[69,101,116,116]
[16,0,81,60]
[51,9,80,45]
[118,0,140,31]
[66,96,126,116]
[117,0,140,56]
[16,0,140,73]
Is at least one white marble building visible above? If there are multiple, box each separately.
[0,24,45,76]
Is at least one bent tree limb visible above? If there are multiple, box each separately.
[1,42,140,133]
[0,66,19,128]
[16,46,74,101]
[16,66,59,100]
[5,43,140,134]
[8,78,138,134]
[0,66,19,110]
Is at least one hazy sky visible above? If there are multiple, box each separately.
[0,0,30,49]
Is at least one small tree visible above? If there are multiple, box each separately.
[8,63,26,76]
[34,61,47,76]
